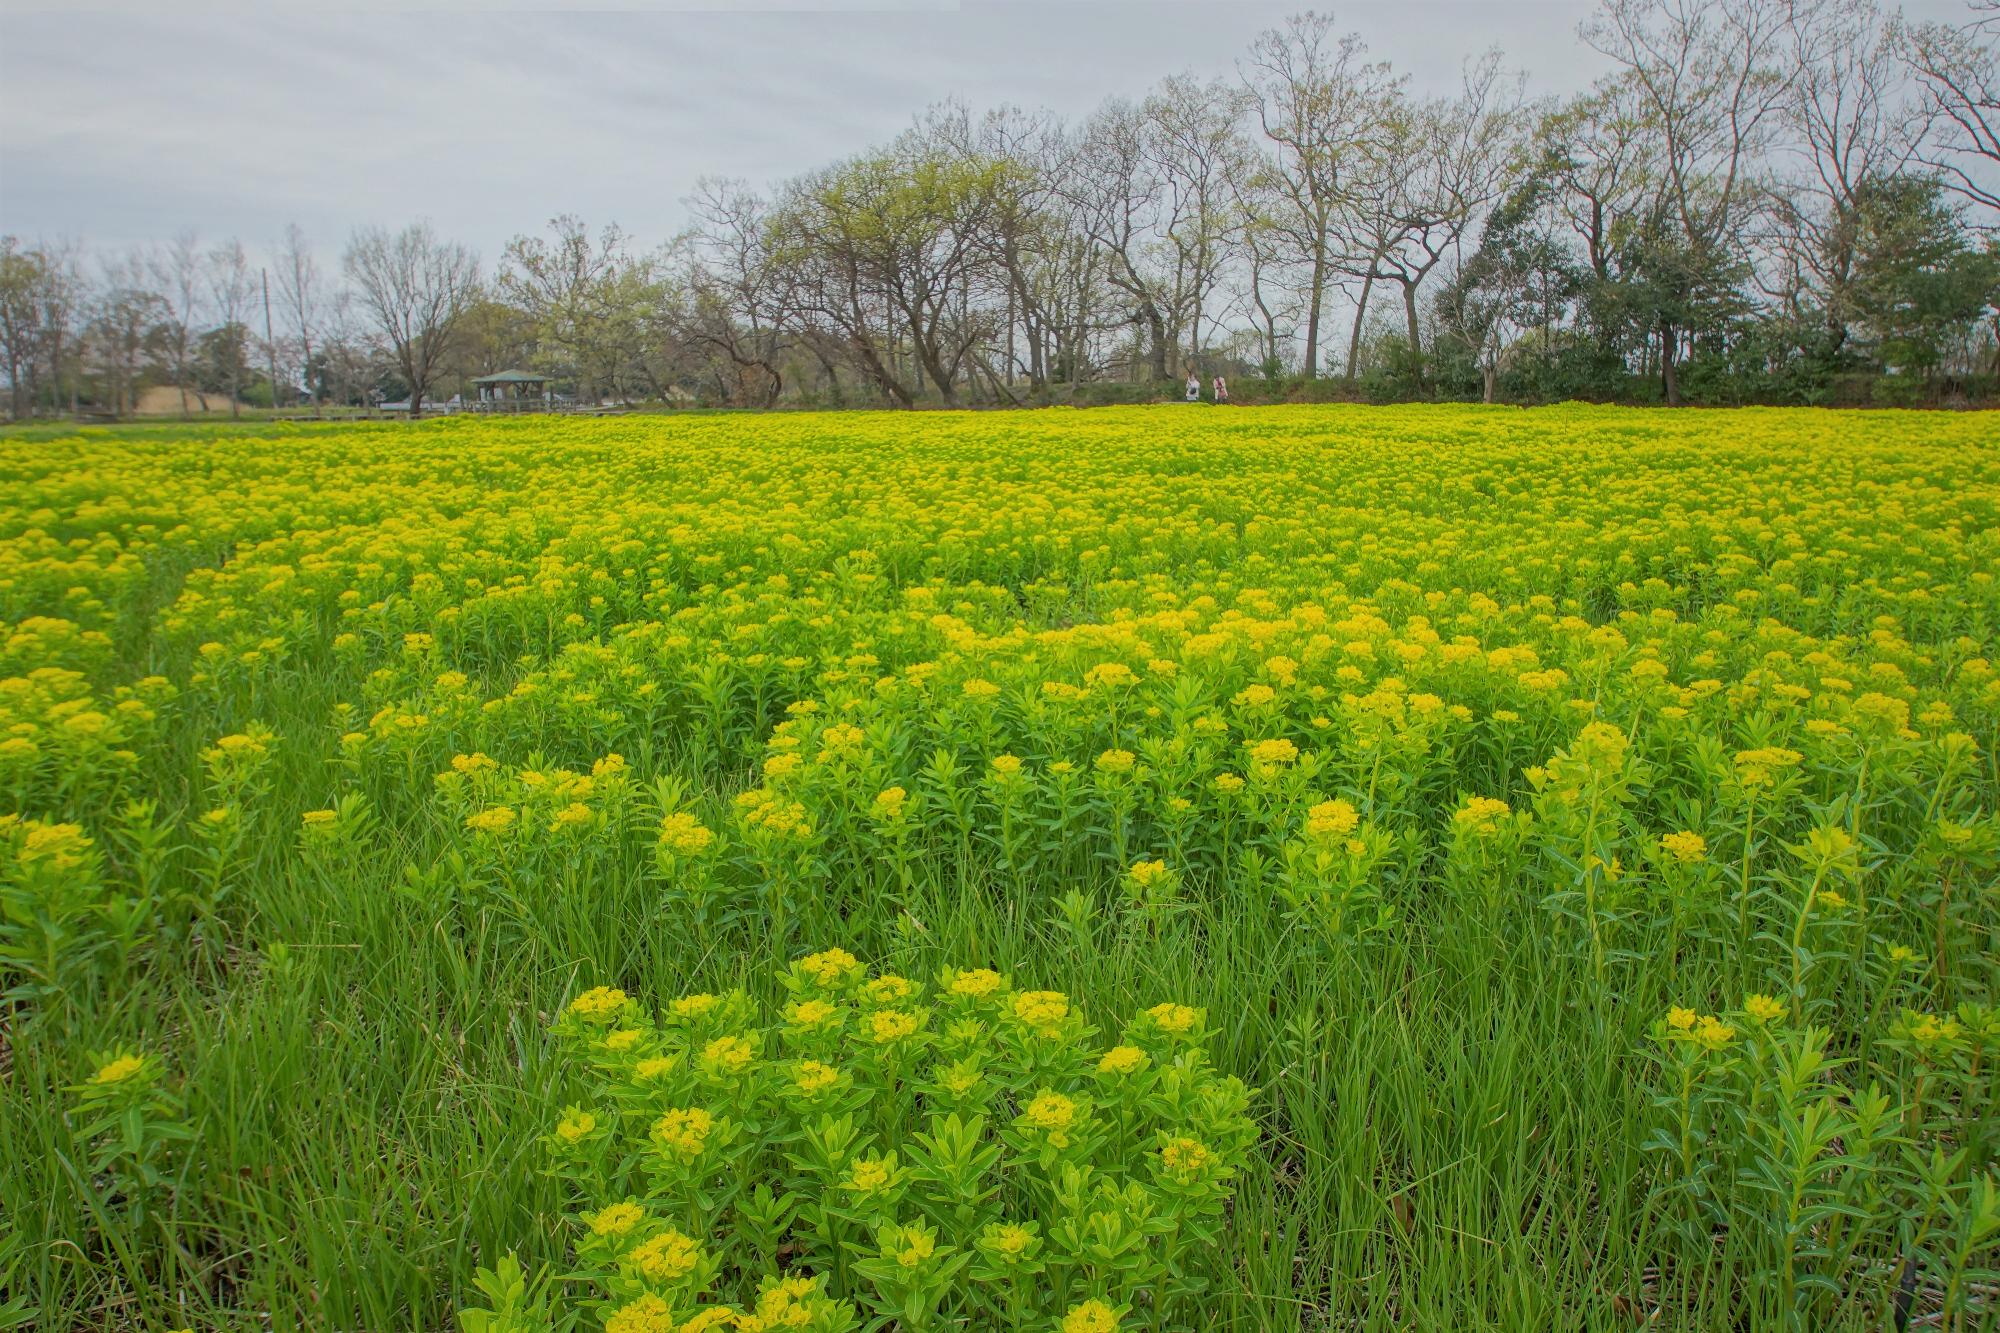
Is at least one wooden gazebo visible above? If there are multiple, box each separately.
[467,369,550,412]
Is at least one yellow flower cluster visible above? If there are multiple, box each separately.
[11,406,1999,1329]
[570,986,629,1022]
[796,948,863,988]
[533,952,1254,1330]
[88,1052,147,1086]
[1021,1090,1080,1146]
[1659,831,1707,864]
[1246,737,1299,768]
[651,1106,716,1159]
[1304,799,1359,841]
[1452,796,1512,837]
[1664,1006,1737,1051]
[628,1228,704,1282]
[659,811,716,857]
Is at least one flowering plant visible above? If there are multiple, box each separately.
[506,952,1258,1332]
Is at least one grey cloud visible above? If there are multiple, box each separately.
[0,1,1973,263]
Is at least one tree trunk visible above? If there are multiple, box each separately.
[854,335,913,408]
[1482,360,1496,404]
[1005,282,1016,387]
[1344,271,1375,386]
[1402,280,1422,373]
[1250,268,1279,373]
[807,342,844,408]
[48,330,63,419]
[1303,248,1324,379]
[912,321,957,406]
[1660,321,1680,407]
[1144,303,1169,383]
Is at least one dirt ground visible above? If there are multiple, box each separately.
[132,385,245,416]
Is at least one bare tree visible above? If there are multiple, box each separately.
[207,239,255,417]
[49,241,84,416]
[769,111,1011,407]
[1583,0,1793,402]
[1144,73,1254,370]
[1764,0,1921,353]
[1018,163,1111,389]
[767,167,916,408]
[1368,52,1529,379]
[1330,107,1410,383]
[685,180,790,406]
[0,238,45,420]
[343,221,480,417]
[1433,166,1587,402]
[24,1,1988,414]
[1224,141,1299,377]
[88,252,164,419]
[1226,198,1304,375]
[1900,0,2000,216]
[500,214,660,403]
[149,231,204,416]
[1066,98,1181,382]
[7,237,83,417]
[1584,0,1791,244]
[1241,12,1403,377]
[315,289,382,409]
[938,104,1083,392]
[274,224,324,414]
[1543,79,1662,282]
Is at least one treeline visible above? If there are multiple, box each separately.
[3,0,1998,419]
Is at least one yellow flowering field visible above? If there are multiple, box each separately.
[1,404,1997,1330]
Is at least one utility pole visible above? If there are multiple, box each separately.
[261,268,281,413]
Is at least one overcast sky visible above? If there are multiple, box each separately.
[0,0,1973,265]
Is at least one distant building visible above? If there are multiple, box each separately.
[468,370,550,411]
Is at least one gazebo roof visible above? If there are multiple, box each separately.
[470,369,547,385]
